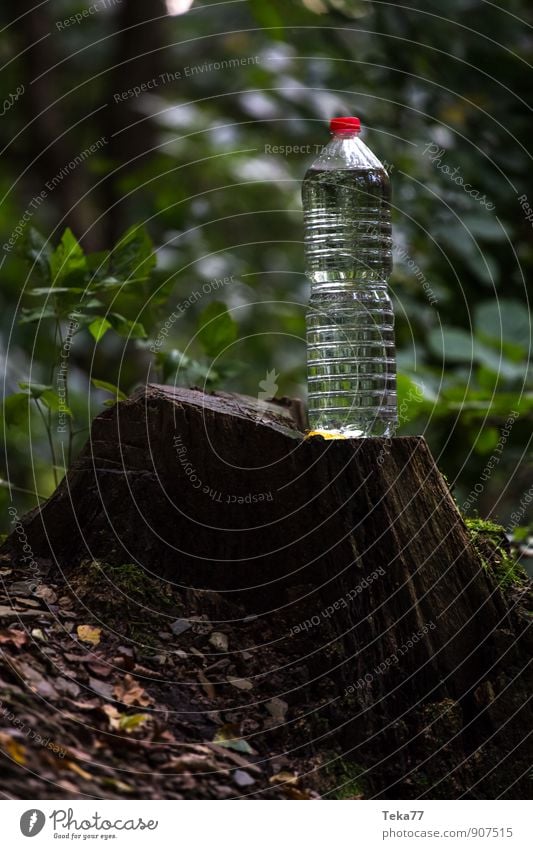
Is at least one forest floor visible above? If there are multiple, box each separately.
[1,544,531,800]
[0,553,331,800]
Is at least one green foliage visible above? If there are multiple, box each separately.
[49,228,87,287]
[324,757,367,799]
[3,225,157,490]
[197,301,238,358]
[88,317,112,342]
[4,393,31,428]
[466,518,528,589]
[90,379,128,406]
[2,224,244,498]
[110,225,156,282]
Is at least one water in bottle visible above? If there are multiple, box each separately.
[302,116,397,437]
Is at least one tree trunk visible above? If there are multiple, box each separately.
[102,0,168,244]
[7,0,103,249]
[2,385,531,797]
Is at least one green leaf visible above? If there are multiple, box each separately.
[119,713,149,732]
[213,724,253,754]
[23,228,52,281]
[460,214,507,242]
[511,526,530,544]
[428,327,474,363]
[19,306,57,324]
[49,228,87,286]
[396,374,426,424]
[4,393,30,427]
[472,426,500,455]
[29,287,85,296]
[18,381,52,399]
[86,250,111,277]
[91,379,127,401]
[197,301,238,358]
[88,317,112,342]
[433,221,499,286]
[154,348,190,382]
[473,344,526,381]
[109,314,147,339]
[428,325,526,381]
[185,359,219,386]
[475,300,530,352]
[91,277,151,292]
[477,366,500,393]
[110,225,155,281]
[98,277,120,287]
[247,0,285,32]
[40,389,71,417]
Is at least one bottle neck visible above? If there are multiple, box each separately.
[312,134,384,171]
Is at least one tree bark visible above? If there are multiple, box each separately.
[7,0,103,249]
[2,385,531,797]
[102,0,168,243]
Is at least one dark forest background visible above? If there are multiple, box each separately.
[0,0,531,551]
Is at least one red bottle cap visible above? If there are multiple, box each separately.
[329,116,361,134]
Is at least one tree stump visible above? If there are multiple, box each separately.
[2,385,531,797]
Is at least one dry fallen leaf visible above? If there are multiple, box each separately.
[89,677,114,700]
[269,772,313,797]
[283,786,313,800]
[114,646,136,671]
[15,596,41,608]
[209,631,229,652]
[35,585,58,605]
[0,732,27,765]
[197,670,216,700]
[77,625,101,646]
[227,675,253,691]
[101,704,149,733]
[69,698,101,711]
[0,628,28,647]
[101,704,122,730]
[87,662,112,678]
[270,770,299,785]
[8,659,59,700]
[8,580,35,596]
[265,697,288,723]
[208,743,261,772]
[0,604,45,619]
[101,777,135,793]
[64,760,92,781]
[190,647,204,658]
[161,753,215,773]
[305,430,347,440]
[113,673,152,707]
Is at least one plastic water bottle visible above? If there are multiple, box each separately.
[303,116,397,437]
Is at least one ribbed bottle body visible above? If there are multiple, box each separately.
[303,159,397,437]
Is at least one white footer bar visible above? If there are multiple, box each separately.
[4,799,530,849]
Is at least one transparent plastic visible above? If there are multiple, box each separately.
[303,128,397,437]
